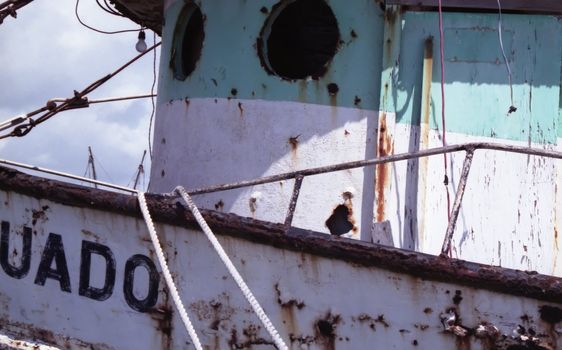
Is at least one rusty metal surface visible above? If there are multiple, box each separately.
[1,165,562,304]
[441,149,474,256]
[283,175,304,230]
[185,142,562,196]
[386,0,562,14]
[112,0,162,34]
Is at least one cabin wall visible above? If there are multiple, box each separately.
[150,0,385,239]
[0,189,561,349]
[375,11,562,276]
[150,0,562,276]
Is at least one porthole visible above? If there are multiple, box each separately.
[258,0,340,80]
[171,3,204,80]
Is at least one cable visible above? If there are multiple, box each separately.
[0,0,33,25]
[0,41,161,140]
[137,191,204,350]
[148,31,157,160]
[75,0,141,34]
[438,0,452,255]
[48,94,157,105]
[496,0,516,114]
[175,186,289,350]
[95,0,125,17]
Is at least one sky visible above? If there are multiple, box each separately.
[0,0,160,191]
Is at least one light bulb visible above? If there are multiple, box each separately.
[135,30,147,53]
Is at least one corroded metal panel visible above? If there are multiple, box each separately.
[0,182,561,349]
[0,191,171,349]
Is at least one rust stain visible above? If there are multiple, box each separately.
[288,135,300,152]
[0,317,116,349]
[237,102,244,116]
[375,113,393,222]
[315,312,341,350]
[31,205,49,226]
[214,200,224,211]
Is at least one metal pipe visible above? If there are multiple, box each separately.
[187,142,562,195]
[284,175,304,230]
[0,158,136,193]
[440,149,475,256]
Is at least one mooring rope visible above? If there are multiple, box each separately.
[137,191,203,350]
[174,186,289,350]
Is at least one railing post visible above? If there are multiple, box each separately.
[440,148,475,257]
[284,175,304,231]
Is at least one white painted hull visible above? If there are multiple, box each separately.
[0,168,560,349]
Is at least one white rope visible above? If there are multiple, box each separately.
[175,186,289,350]
[137,191,203,350]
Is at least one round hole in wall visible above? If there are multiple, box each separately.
[171,3,204,80]
[258,0,340,80]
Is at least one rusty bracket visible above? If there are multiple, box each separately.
[284,175,304,231]
[440,148,475,257]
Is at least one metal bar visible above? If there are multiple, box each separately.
[187,142,562,195]
[284,175,304,230]
[0,158,137,194]
[440,149,475,257]
[385,0,562,14]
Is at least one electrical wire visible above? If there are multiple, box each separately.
[438,0,452,255]
[148,31,157,160]
[95,0,125,17]
[75,0,141,34]
[49,94,157,105]
[0,41,161,140]
[496,0,516,114]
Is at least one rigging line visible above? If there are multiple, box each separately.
[497,0,516,114]
[0,0,32,24]
[148,31,157,160]
[95,0,124,17]
[0,158,136,193]
[438,0,452,252]
[75,0,141,34]
[0,41,161,140]
[49,94,157,105]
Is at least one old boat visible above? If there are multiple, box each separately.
[1,0,562,349]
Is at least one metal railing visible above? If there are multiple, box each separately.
[3,142,562,257]
[185,142,562,257]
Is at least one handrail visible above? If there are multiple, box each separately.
[3,141,562,258]
[184,141,562,255]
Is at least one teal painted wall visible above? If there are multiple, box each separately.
[158,0,385,111]
[158,1,562,143]
[388,12,562,144]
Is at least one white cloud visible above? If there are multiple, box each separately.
[0,0,160,191]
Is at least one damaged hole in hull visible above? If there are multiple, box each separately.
[325,205,353,235]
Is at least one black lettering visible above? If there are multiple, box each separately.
[123,254,159,312]
[34,233,71,293]
[0,221,31,279]
[79,241,116,301]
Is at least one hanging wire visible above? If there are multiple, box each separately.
[148,31,157,160]
[95,0,125,17]
[437,0,452,256]
[75,0,142,34]
[496,0,517,114]
[0,41,161,140]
